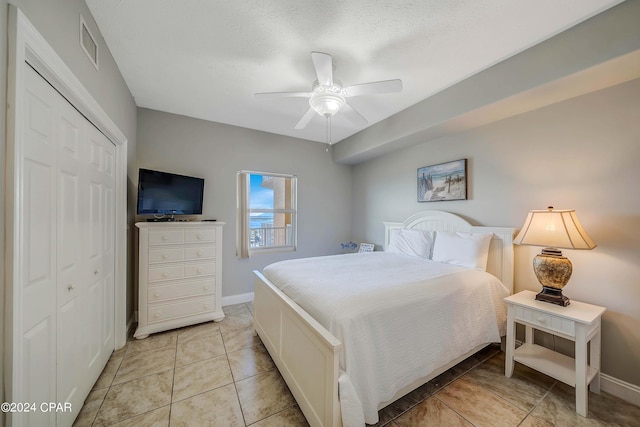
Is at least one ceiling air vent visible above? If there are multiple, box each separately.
[80,15,99,70]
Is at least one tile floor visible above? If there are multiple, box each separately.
[74,302,640,426]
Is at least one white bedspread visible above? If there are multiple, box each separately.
[263,252,509,425]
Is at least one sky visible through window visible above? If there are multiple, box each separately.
[250,174,274,228]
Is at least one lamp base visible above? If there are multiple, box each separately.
[535,286,570,306]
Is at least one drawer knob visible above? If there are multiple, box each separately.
[67,284,75,291]
[154,293,160,298]
[203,286,209,291]
[197,251,203,256]
[94,269,99,275]
[197,268,203,273]
[537,316,545,323]
[162,235,168,241]
[162,254,168,259]
[204,304,210,309]
[155,313,160,318]
[197,234,203,240]
[162,272,168,278]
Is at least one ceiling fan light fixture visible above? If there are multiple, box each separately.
[309,82,345,117]
[310,93,345,116]
[255,52,402,133]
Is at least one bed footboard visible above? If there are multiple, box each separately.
[253,271,343,427]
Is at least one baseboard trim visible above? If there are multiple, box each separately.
[121,314,135,349]
[601,374,640,407]
[222,292,254,307]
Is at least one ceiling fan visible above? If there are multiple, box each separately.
[255,52,403,135]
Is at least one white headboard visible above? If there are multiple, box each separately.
[383,211,515,294]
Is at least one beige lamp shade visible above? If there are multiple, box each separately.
[513,207,596,250]
[514,207,596,306]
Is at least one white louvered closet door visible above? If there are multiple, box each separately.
[19,64,116,426]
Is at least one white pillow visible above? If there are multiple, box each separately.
[431,231,493,270]
[386,228,435,258]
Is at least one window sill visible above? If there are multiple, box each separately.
[249,246,296,256]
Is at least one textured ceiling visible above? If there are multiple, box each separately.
[86,0,622,144]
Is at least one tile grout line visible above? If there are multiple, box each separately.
[516,380,558,426]
[101,334,179,426]
[167,330,179,426]
[220,322,250,427]
[384,348,500,425]
[88,347,126,426]
[433,394,477,426]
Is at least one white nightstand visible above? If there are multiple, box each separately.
[504,290,606,417]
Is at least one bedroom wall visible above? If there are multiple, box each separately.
[136,108,353,300]
[350,78,640,388]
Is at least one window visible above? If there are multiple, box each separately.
[237,171,297,257]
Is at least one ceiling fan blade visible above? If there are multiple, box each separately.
[294,107,317,129]
[343,79,403,97]
[311,51,333,86]
[255,91,312,99]
[341,102,368,126]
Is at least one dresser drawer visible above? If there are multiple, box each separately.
[148,297,215,324]
[185,229,215,243]
[184,245,215,261]
[148,247,184,263]
[148,280,214,302]
[148,264,184,282]
[149,229,184,245]
[514,305,575,337]
[184,262,215,278]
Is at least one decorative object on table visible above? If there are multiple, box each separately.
[513,207,596,306]
[340,241,358,253]
[417,159,467,202]
[358,243,375,253]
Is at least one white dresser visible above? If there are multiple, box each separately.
[135,222,225,339]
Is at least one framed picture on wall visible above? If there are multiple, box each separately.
[417,159,467,202]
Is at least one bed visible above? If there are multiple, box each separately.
[253,211,514,426]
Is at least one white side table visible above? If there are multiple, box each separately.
[504,290,606,417]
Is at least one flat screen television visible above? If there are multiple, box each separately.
[137,168,204,216]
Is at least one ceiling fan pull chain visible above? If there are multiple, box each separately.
[326,115,331,152]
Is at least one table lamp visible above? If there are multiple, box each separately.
[513,207,596,306]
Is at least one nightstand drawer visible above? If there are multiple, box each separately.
[514,305,575,337]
